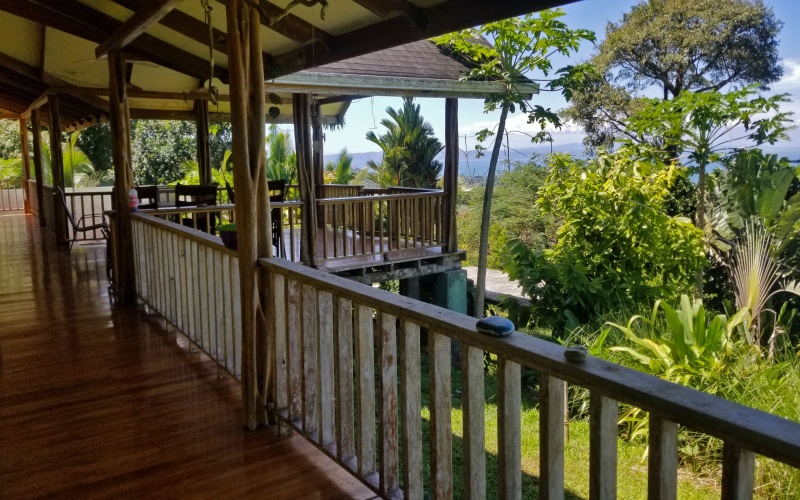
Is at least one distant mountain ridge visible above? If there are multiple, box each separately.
[325,143,800,174]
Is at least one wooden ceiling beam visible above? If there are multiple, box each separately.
[215,0,333,49]
[95,0,185,59]
[13,0,228,83]
[272,0,578,78]
[112,0,228,54]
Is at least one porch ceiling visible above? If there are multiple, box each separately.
[0,0,574,129]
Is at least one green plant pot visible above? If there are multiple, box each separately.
[218,223,237,250]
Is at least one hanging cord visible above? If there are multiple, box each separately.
[201,0,218,105]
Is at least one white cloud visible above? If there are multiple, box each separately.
[776,59,800,91]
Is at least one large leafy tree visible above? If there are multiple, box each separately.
[131,120,196,185]
[564,0,783,152]
[364,98,443,189]
[435,10,595,318]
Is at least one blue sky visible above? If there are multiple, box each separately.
[317,0,800,156]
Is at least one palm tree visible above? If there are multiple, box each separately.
[364,98,443,189]
[324,148,356,184]
[265,124,297,184]
[42,131,100,187]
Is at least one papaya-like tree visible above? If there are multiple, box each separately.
[435,10,595,318]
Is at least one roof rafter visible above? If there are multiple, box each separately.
[272,0,576,78]
[112,0,228,54]
[95,0,185,59]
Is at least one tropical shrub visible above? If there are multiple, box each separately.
[504,149,705,334]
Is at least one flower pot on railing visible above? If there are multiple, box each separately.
[218,223,237,250]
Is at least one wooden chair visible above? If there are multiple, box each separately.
[54,186,109,252]
[268,180,288,258]
[135,185,159,209]
[175,183,218,233]
[224,180,287,257]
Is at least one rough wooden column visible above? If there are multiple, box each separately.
[293,93,318,267]
[48,96,68,246]
[443,98,459,253]
[19,118,32,214]
[31,110,46,227]
[108,51,136,304]
[226,0,271,430]
[195,99,212,186]
[311,100,325,227]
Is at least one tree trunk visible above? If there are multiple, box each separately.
[474,104,509,319]
[694,161,707,298]
[227,0,270,429]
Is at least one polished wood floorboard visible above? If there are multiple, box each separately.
[0,213,375,499]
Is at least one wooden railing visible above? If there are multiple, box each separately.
[318,190,444,261]
[260,257,800,499]
[319,184,365,199]
[0,182,24,211]
[141,202,304,263]
[131,212,242,378]
[41,184,56,232]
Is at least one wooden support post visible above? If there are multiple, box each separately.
[311,100,325,227]
[226,0,270,430]
[443,98,458,253]
[108,52,137,303]
[293,93,318,267]
[18,118,32,214]
[31,109,46,227]
[195,99,212,186]
[48,96,67,245]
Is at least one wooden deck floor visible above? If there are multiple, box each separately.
[0,212,375,499]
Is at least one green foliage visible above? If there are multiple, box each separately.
[505,150,705,333]
[40,131,103,187]
[324,148,356,184]
[131,120,197,185]
[0,119,22,159]
[75,123,112,172]
[265,124,297,184]
[624,87,794,169]
[434,9,595,140]
[564,0,784,150]
[458,160,556,267]
[0,157,22,188]
[364,98,443,188]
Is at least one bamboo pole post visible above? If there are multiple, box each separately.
[293,93,318,267]
[19,118,32,214]
[31,109,46,227]
[108,51,137,303]
[195,99,212,186]
[443,98,459,253]
[48,96,68,245]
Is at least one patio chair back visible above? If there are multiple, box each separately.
[136,185,159,209]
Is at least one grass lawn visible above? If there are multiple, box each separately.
[415,350,720,499]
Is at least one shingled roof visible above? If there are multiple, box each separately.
[312,39,472,81]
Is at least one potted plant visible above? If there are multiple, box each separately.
[217,223,237,250]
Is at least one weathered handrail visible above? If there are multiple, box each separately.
[131,212,242,379]
[0,181,24,211]
[260,256,800,499]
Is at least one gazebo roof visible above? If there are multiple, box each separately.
[0,0,556,129]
